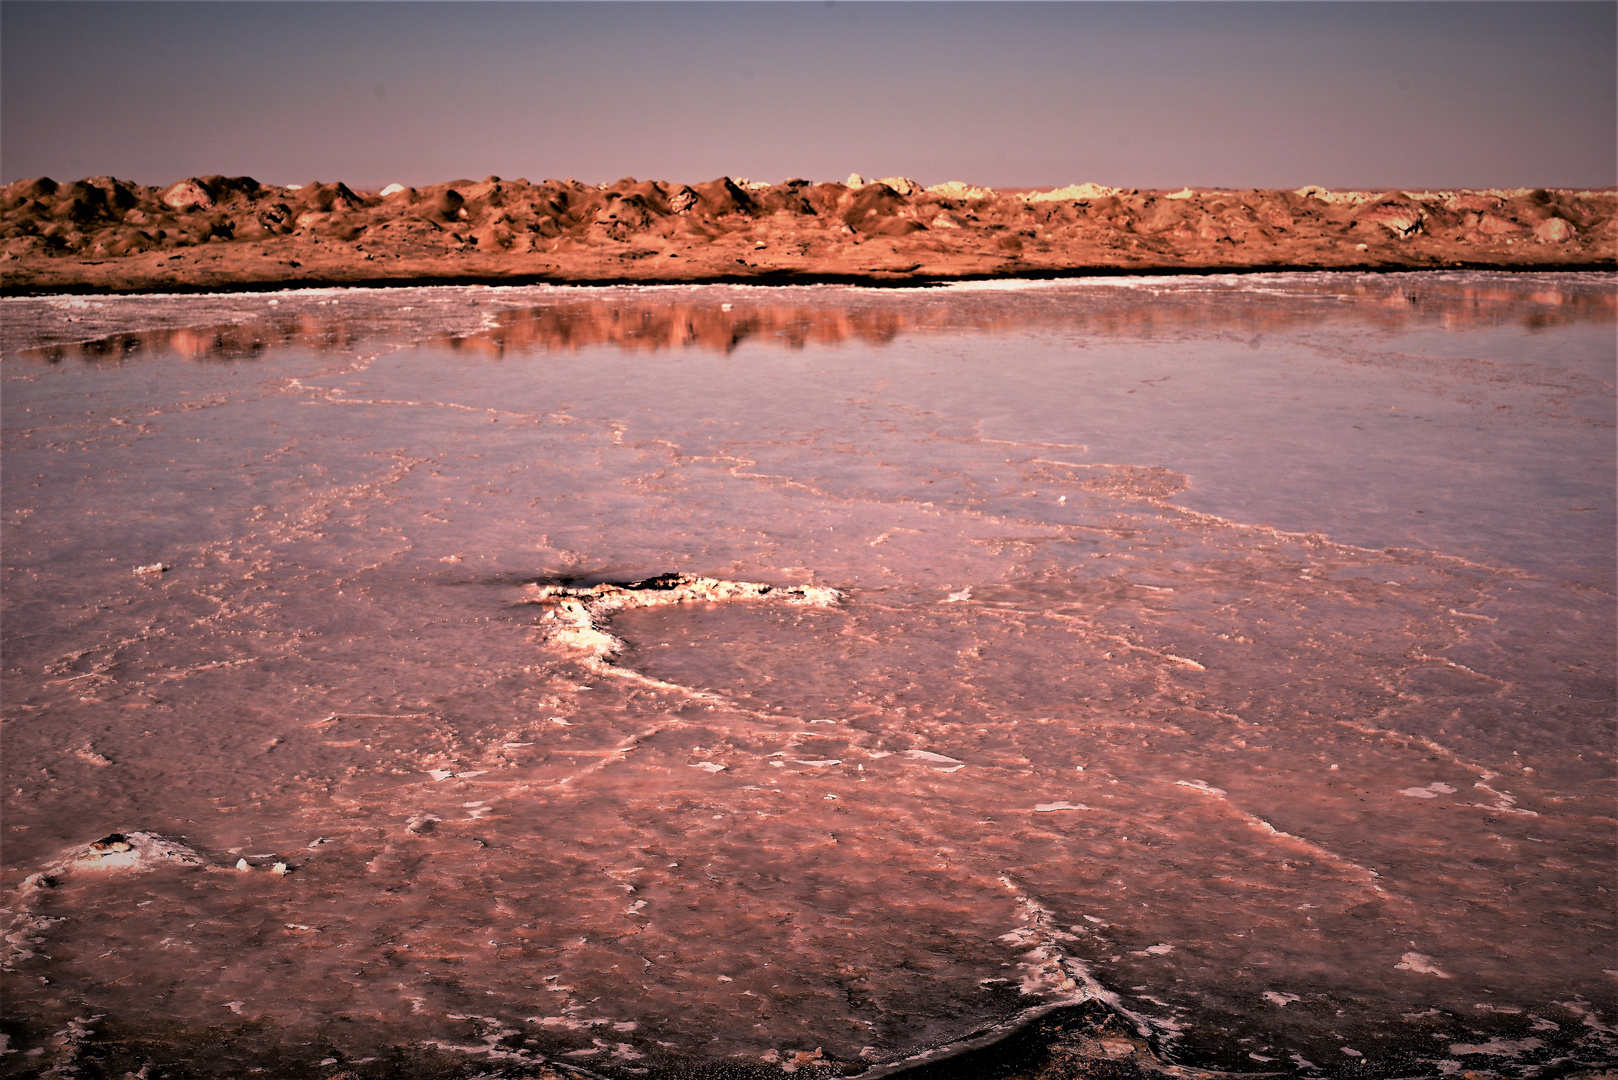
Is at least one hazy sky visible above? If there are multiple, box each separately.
[3,2,1614,191]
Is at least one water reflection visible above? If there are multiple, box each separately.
[442,278,1615,359]
[20,273,1616,365]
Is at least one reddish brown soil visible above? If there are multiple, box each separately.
[2,174,1612,295]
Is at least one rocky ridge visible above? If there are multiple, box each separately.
[1,173,1612,294]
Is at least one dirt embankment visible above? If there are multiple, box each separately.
[1,173,1612,294]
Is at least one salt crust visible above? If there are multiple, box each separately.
[524,572,841,667]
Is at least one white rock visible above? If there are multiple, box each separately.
[161,179,214,211]
[380,183,407,196]
[1534,217,1576,243]
[1295,186,1374,205]
[1025,182,1119,203]
[925,180,994,200]
[903,750,962,765]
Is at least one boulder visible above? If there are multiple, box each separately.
[161,179,215,211]
[874,176,921,196]
[667,186,698,215]
[1533,217,1576,243]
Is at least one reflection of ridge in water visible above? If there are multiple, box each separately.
[449,301,910,355]
[21,273,1615,365]
[24,316,367,364]
[439,279,1617,358]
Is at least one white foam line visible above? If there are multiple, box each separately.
[315,396,537,420]
[1161,780,1397,901]
[995,876,1173,1046]
[851,876,1200,1080]
[1471,781,1540,817]
[1333,719,1500,782]
[969,603,1207,675]
[1410,653,1506,684]
[8,271,1611,308]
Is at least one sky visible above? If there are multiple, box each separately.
[2,1,1614,192]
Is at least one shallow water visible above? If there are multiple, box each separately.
[2,273,1613,1079]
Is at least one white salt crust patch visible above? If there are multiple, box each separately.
[1400,781,1458,798]
[1395,952,1453,978]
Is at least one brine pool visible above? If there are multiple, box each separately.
[2,273,1614,1079]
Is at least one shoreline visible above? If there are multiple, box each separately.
[5,259,1618,300]
[3,174,1612,296]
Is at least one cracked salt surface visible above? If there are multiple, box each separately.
[1,275,1613,1078]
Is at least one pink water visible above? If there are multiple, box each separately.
[2,274,1613,1079]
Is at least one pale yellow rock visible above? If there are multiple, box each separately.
[1534,217,1576,243]
[1295,185,1375,205]
[160,179,214,211]
[1024,182,1120,202]
[924,180,994,200]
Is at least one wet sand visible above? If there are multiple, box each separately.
[1,276,1614,1080]
[1,175,1613,296]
